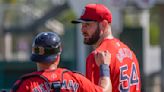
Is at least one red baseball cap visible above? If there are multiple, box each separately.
[72,4,112,23]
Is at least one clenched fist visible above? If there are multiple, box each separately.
[94,50,111,67]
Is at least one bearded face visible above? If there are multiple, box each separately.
[83,25,100,45]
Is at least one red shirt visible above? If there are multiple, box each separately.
[86,38,141,92]
[12,68,102,92]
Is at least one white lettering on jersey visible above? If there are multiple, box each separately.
[32,82,50,92]
[116,48,132,63]
[61,79,79,92]
[32,79,79,92]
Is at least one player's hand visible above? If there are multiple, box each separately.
[94,50,111,67]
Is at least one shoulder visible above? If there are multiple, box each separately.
[11,79,30,92]
[100,38,121,49]
[11,72,45,92]
[71,71,85,76]
[60,70,86,80]
[59,69,84,76]
[70,71,89,82]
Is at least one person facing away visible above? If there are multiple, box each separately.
[72,3,141,92]
[10,32,112,92]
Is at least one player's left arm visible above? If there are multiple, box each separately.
[10,79,30,92]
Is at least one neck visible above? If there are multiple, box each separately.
[37,62,57,71]
[93,29,113,49]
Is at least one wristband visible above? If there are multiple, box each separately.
[100,64,110,77]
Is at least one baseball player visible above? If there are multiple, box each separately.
[10,32,112,92]
[72,3,141,92]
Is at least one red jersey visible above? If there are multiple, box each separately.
[86,38,141,92]
[12,68,102,92]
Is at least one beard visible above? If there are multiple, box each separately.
[83,26,100,45]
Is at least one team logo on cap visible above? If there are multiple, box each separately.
[81,8,86,16]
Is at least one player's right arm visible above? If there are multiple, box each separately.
[94,50,112,92]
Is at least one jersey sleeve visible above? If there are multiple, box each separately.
[86,53,100,85]
[74,73,103,92]
[85,55,92,80]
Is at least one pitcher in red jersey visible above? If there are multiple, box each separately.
[11,32,112,92]
[72,3,141,92]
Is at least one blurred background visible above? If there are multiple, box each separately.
[0,0,163,92]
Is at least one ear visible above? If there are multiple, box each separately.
[60,46,62,53]
[99,20,108,31]
[54,54,60,65]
